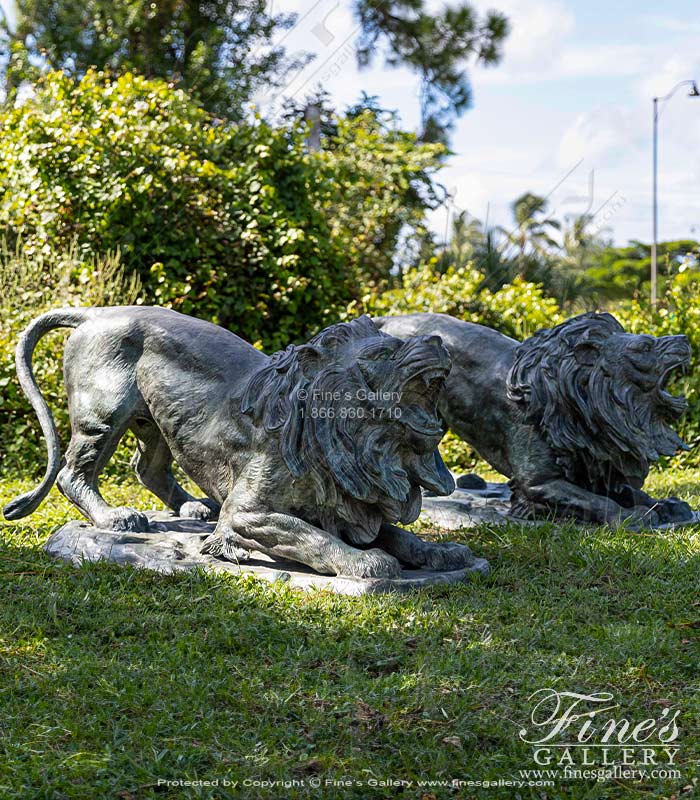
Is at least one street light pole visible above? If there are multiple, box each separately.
[651,79,700,305]
[652,97,659,305]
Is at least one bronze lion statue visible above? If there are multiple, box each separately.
[4,307,484,578]
[375,312,693,527]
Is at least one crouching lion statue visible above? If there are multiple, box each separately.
[4,307,483,578]
[375,312,693,527]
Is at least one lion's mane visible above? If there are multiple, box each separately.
[240,316,450,543]
[506,312,687,491]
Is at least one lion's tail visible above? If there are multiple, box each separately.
[3,308,91,521]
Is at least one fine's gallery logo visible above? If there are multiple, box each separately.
[519,689,680,768]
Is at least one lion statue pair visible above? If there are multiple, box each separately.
[3,306,693,579]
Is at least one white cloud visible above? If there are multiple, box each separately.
[557,44,646,79]
[500,0,575,67]
[470,0,575,82]
[555,48,700,177]
[472,6,694,88]
[556,108,641,169]
[478,39,648,85]
[638,15,700,35]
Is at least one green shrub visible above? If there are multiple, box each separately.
[437,430,482,474]
[321,112,446,285]
[0,70,350,352]
[353,262,562,340]
[0,72,446,353]
[583,239,700,301]
[0,242,141,476]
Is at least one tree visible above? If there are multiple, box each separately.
[0,70,349,350]
[583,239,700,302]
[548,212,607,306]
[1,0,308,118]
[434,198,607,307]
[3,0,509,142]
[355,0,509,142]
[505,192,560,262]
[442,209,484,265]
[435,209,516,291]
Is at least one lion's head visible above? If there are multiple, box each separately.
[506,312,691,491]
[241,315,455,543]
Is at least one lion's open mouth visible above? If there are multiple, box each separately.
[655,357,690,417]
[388,334,451,440]
[400,366,447,436]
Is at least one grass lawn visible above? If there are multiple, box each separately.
[0,469,699,799]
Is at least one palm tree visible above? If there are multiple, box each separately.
[504,193,561,275]
[434,210,484,271]
[438,210,517,290]
[562,213,605,266]
[556,213,610,306]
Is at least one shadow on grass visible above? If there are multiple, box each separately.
[0,513,699,799]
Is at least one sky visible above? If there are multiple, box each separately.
[262,0,700,246]
[1,0,698,246]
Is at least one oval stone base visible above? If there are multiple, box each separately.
[421,479,700,530]
[44,512,490,596]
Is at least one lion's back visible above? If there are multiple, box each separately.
[66,306,266,389]
[62,305,268,455]
[373,313,517,370]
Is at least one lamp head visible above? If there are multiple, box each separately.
[689,81,700,97]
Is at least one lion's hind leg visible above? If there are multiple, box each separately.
[130,420,220,521]
[57,408,151,533]
[57,330,155,531]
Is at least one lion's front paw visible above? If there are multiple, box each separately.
[94,506,150,532]
[654,497,693,524]
[200,530,250,562]
[344,549,401,579]
[618,505,660,531]
[179,499,220,521]
[422,541,478,571]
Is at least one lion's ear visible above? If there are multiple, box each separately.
[295,345,324,379]
[573,341,600,366]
